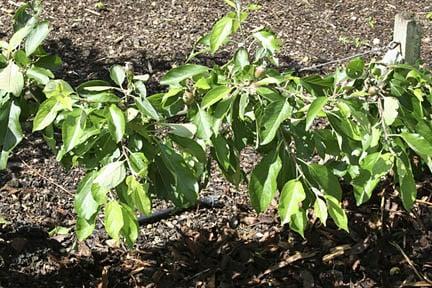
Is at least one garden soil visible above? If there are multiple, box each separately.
[0,0,432,287]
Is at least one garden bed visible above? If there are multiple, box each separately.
[1,0,432,287]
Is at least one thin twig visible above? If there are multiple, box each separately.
[416,199,432,207]
[299,47,385,72]
[19,158,74,196]
[390,241,432,285]
[84,8,101,16]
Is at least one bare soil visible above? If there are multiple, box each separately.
[1,0,432,287]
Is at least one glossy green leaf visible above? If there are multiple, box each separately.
[346,57,364,79]
[104,200,124,241]
[0,101,23,170]
[249,150,282,213]
[160,64,208,86]
[234,48,250,70]
[306,97,327,131]
[129,152,148,177]
[170,134,207,163]
[76,215,96,241]
[396,155,417,210]
[25,21,49,56]
[94,161,126,189]
[289,209,308,238]
[325,195,349,232]
[308,164,342,200]
[121,204,139,246]
[210,16,233,53]
[314,197,328,225]
[126,175,151,216]
[74,171,99,220]
[26,66,54,85]
[259,100,291,145]
[278,180,306,225]
[107,104,125,143]
[401,133,432,156]
[192,108,213,141]
[202,86,232,109]
[110,65,126,86]
[62,110,86,152]
[32,97,63,131]
[43,79,74,98]
[253,30,281,54]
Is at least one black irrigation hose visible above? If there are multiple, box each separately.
[137,196,224,225]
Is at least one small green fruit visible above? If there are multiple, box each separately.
[182,91,195,105]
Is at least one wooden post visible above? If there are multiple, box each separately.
[393,13,421,65]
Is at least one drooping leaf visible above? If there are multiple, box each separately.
[107,104,125,143]
[325,195,349,232]
[211,134,242,186]
[289,209,308,238]
[43,79,74,98]
[278,180,306,225]
[74,171,99,220]
[346,57,365,79]
[305,97,327,131]
[129,152,148,177]
[249,150,282,213]
[314,197,328,225]
[25,21,50,56]
[192,108,213,141]
[0,101,23,170]
[62,110,86,152]
[121,204,139,246]
[396,154,417,210]
[400,133,432,156]
[383,97,399,126]
[259,100,291,145]
[110,65,126,86]
[126,175,151,216]
[104,200,124,241]
[32,97,63,131]
[94,161,126,190]
[308,164,342,200]
[170,134,207,163]
[76,215,96,241]
[0,62,24,96]
[253,30,281,54]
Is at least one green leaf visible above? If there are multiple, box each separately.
[62,110,86,152]
[104,200,124,241]
[160,64,209,86]
[160,144,199,206]
[352,153,394,205]
[32,97,63,131]
[107,104,125,143]
[94,161,126,190]
[74,171,99,220]
[170,134,207,163]
[211,134,242,186]
[26,66,54,85]
[396,155,417,210]
[249,150,282,213]
[91,183,108,205]
[129,152,148,177]
[76,215,96,241]
[306,97,327,131]
[8,25,33,52]
[25,21,50,56]
[314,197,328,225]
[325,195,349,232]
[110,65,126,86]
[0,62,24,96]
[164,123,197,138]
[210,16,233,53]
[308,164,342,200]
[253,30,281,54]
[383,97,399,126]
[34,55,62,72]
[126,176,151,216]
[0,101,23,170]
[134,96,160,121]
[289,209,308,238]
[259,100,291,145]
[278,180,306,225]
[400,133,432,156]
[346,57,364,79]
[43,80,74,98]
[234,48,250,70]
[202,86,232,109]
[121,204,139,246]
[192,108,213,141]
